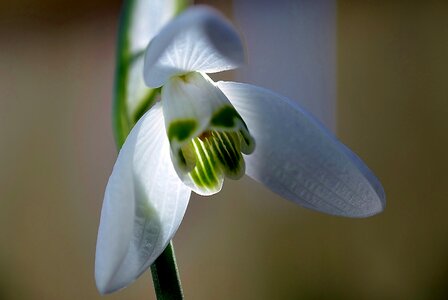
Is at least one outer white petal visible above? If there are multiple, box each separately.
[126,54,152,118]
[162,72,246,196]
[128,0,178,53]
[95,103,191,294]
[144,6,244,88]
[218,82,385,218]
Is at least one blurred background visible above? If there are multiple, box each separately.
[1,0,447,299]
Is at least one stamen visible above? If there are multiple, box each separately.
[198,131,212,141]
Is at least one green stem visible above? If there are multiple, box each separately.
[150,242,184,300]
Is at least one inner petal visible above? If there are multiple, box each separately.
[162,72,255,196]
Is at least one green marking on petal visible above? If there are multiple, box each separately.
[173,127,251,191]
[168,105,255,192]
[177,149,187,166]
[213,131,245,179]
[192,139,218,187]
[214,133,237,167]
[211,106,244,128]
[186,138,222,190]
[238,129,255,155]
[168,119,197,142]
[189,168,204,188]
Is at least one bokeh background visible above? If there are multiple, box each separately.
[1,0,447,299]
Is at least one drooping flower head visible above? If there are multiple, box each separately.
[95,5,385,294]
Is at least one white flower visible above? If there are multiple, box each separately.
[95,6,385,294]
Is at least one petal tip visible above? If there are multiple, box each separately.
[95,276,109,296]
[342,189,386,219]
[94,249,142,295]
[94,240,128,295]
[94,264,115,295]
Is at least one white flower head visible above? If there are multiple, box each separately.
[95,5,385,294]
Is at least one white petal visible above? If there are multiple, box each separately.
[95,103,191,294]
[144,6,244,88]
[125,54,153,119]
[128,0,178,53]
[218,82,385,218]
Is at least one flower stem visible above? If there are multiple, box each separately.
[150,242,184,300]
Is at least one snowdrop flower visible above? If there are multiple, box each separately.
[95,6,385,294]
